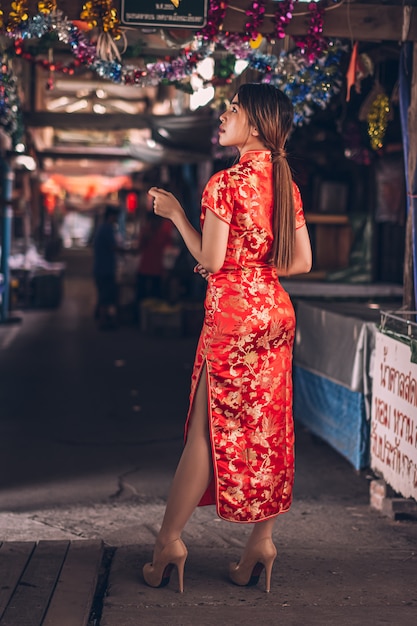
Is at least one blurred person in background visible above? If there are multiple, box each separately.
[136,201,174,304]
[93,204,121,330]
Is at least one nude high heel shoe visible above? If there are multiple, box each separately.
[229,537,277,593]
[142,538,188,593]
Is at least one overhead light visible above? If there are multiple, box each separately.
[146,139,156,148]
[93,103,107,114]
[47,96,71,111]
[66,99,89,113]
[190,86,215,111]
[158,128,170,139]
[15,142,26,153]
[43,158,53,170]
[197,57,214,81]
[14,155,37,171]
[191,74,203,91]
[235,60,249,76]
[110,100,138,114]
[95,89,107,99]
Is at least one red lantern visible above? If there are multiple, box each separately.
[126,192,138,213]
[45,193,56,214]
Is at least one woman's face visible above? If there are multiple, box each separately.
[218,98,254,153]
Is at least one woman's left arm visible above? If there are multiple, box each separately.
[277,224,312,277]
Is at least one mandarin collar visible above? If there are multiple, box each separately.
[239,150,271,164]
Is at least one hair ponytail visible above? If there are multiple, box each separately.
[237,84,296,271]
[271,156,295,270]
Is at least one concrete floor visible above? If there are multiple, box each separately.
[0,248,416,625]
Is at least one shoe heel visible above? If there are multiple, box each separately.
[143,538,187,592]
[263,556,274,593]
[229,537,277,592]
[176,554,187,593]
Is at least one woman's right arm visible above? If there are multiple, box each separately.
[148,187,230,274]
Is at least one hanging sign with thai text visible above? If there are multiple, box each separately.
[371,331,417,500]
[121,0,208,29]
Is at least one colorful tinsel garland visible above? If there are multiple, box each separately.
[0,59,23,142]
[197,0,227,41]
[244,1,266,41]
[3,9,344,101]
[0,2,348,141]
[256,39,345,126]
[293,1,327,63]
[272,0,295,41]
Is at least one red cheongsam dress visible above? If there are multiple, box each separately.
[185,150,306,523]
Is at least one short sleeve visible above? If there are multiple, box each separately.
[293,182,306,230]
[201,169,234,225]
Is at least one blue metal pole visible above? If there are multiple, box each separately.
[0,159,14,322]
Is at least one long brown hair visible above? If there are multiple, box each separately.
[237,83,295,270]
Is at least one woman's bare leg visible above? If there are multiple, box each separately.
[230,517,278,592]
[154,366,212,552]
[246,517,276,548]
[233,518,277,564]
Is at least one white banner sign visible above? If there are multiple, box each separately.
[371,331,417,500]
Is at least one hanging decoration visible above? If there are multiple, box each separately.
[38,1,57,13]
[354,52,373,94]
[0,0,348,133]
[358,80,392,150]
[293,0,327,64]
[259,39,346,125]
[0,9,344,96]
[80,0,123,61]
[346,43,374,100]
[217,32,252,58]
[0,1,338,82]
[271,0,295,41]
[367,92,390,150]
[197,0,227,41]
[14,39,79,75]
[244,1,265,42]
[0,57,23,143]
[345,41,358,102]
[46,47,55,89]
[212,54,236,86]
[6,0,29,31]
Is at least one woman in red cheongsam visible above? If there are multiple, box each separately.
[144,83,312,593]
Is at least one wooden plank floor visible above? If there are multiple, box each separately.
[0,540,103,626]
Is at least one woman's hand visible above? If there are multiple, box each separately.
[148,187,184,222]
[148,187,229,274]
[194,263,211,280]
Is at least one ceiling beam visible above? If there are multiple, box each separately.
[38,146,134,159]
[24,112,153,130]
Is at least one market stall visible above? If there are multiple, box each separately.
[8,242,65,309]
[293,300,390,470]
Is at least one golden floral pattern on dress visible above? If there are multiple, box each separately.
[185,150,306,523]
